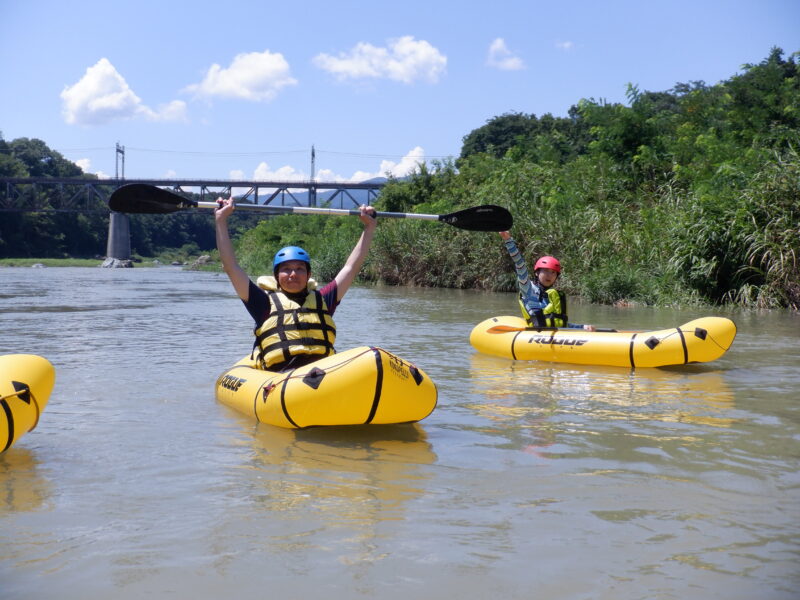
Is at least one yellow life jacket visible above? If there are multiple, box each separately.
[253,276,336,370]
[519,288,568,328]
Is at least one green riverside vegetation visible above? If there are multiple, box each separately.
[2,48,798,310]
[234,48,800,310]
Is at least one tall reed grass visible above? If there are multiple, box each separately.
[231,148,799,310]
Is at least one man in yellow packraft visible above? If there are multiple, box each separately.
[215,197,377,371]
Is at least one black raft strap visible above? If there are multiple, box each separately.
[1,399,13,452]
[279,372,301,428]
[364,348,384,424]
[677,327,689,364]
[0,382,35,452]
[510,331,524,360]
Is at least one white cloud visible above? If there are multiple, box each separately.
[151,101,188,122]
[347,169,378,182]
[314,168,341,182]
[74,158,91,172]
[337,147,426,182]
[253,161,307,181]
[61,58,187,125]
[487,38,525,71]
[185,50,298,101]
[313,36,446,84]
[228,147,426,186]
[379,146,426,178]
[555,40,575,51]
[73,158,110,179]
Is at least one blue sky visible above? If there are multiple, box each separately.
[1,0,798,184]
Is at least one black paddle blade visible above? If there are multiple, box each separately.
[439,204,513,232]
[109,184,198,214]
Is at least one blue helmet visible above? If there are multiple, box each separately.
[273,246,310,274]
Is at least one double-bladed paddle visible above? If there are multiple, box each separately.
[108,183,512,232]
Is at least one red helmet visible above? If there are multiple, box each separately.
[534,256,561,273]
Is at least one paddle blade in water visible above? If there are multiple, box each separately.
[109,184,197,214]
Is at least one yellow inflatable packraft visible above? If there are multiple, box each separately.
[1,354,55,452]
[470,316,736,368]
[215,346,437,428]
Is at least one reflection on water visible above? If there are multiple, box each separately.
[466,352,736,457]
[236,418,435,521]
[207,411,437,575]
[0,448,51,514]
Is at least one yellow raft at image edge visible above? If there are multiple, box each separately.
[470,316,737,368]
[1,354,55,452]
[215,346,437,429]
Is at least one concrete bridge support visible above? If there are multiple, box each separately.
[103,212,133,267]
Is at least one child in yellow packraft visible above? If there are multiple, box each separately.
[499,231,596,331]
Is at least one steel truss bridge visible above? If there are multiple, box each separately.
[1,177,386,262]
[0,177,386,212]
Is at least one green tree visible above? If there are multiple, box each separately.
[8,137,84,178]
[725,47,800,146]
[460,112,535,159]
[460,110,590,165]
[0,132,29,177]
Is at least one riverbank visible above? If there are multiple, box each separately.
[0,256,219,269]
[0,258,109,268]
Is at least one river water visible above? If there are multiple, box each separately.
[1,266,798,599]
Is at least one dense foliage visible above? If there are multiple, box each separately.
[2,48,798,309]
[248,47,799,309]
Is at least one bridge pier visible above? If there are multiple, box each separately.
[103,212,133,267]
